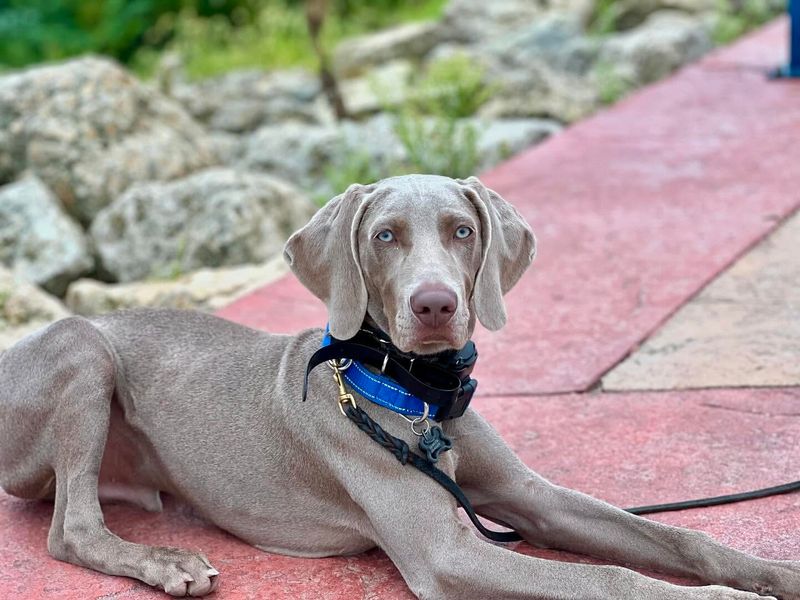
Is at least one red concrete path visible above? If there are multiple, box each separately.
[219,18,800,397]
[3,388,799,598]
[3,18,800,600]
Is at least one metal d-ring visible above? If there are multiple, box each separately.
[409,403,431,437]
[327,358,352,372]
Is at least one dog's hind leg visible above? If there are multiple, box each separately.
[0,317,218,597]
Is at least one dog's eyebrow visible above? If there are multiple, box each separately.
[439,208,479,225]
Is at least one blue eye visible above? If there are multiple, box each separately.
[455,226,473,239]
[376,230,394,242]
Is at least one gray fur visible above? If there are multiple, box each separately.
[1,174,798,599]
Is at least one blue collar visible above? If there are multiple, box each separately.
[321,328,435,419]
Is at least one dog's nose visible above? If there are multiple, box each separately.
[410,286,458,328]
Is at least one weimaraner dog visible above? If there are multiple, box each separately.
[1,174,798,599]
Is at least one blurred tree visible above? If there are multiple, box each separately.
[0,0,254,68]
[0,0,444,73]
[305,0,347,119]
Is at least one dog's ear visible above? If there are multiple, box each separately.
[458,176,536,331]
[284,183,375,339]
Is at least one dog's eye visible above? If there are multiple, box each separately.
[454,226,473,240]
[375,230,394,243]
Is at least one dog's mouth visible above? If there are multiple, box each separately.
[394,324,467,355]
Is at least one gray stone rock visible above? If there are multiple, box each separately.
[0,57,217,225]
[339,60,414,117]
[241,115,407,192]
[333,21,444,78]
[488,14,601,76]
[441,0,595,41]
[441,0,549,43]
[210,132,245,165]
[595,0,718,32]
[66,257,287,316]
[479,61,600,123]
[0,265,71,351]
[339,114,407,171]
[241,122,341,188]
[90,168,315,282]
[475,118,562,170]
[170,68,328,133]
[600,11,712,86]
[0,177,93,296]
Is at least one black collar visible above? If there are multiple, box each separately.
[304,323,478,421]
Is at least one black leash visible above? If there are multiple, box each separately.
[344,403,523,543]
[316,323,800,534]
[344,402,800,536]
[626,480,800,515]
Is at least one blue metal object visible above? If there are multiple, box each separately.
[772,0,800,77]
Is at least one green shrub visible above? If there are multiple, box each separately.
[0,0,252,69]
[321,55,492,195]
[405,54,494,119]
[712,0,780,46]
[320,113,480,198]
[589,0,624,36]
[0,0,447,74]
[318,144,387,204]
[163,4,314,78]
[137,0,447,79]
[390,54,489,177]
[393,112,480,178]
[594,60,631,105]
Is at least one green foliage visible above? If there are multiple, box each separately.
[149,235,188,280]
[321,54,489,197]
[393,113,480,178]
[140,0,446,79]
[589,0,624,37]
[0,0,250,69]
[320,113,480,199]
[163,3,313,78]
[387,54,489,178]
[712,0,780,46]
[405,54,493,119]
[318,145,386,205]
[594,60,631,105]
[0,0,447,75]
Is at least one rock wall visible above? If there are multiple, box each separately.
[0,0,773,347]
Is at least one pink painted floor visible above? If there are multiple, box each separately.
[3,388,798,599]
[3,17,800,600]
[218,18,800,397]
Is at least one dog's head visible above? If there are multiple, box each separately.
[284,174,536,355]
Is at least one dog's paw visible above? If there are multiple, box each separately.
[141,547,219,597]
[760,560,800,600]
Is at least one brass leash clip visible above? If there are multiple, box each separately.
[328,360,356,416]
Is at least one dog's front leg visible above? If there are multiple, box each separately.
[332,425,767,600]
[449,410,800,599]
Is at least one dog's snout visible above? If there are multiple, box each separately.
[410,286,458,328]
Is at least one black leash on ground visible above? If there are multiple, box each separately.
[344,403,800,541]
[625,480,800,515]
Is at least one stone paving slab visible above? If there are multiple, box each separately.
[3,387,799,599]
[603,209,800,391]
[219,19,800,396]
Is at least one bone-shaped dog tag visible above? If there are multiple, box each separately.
[419,426,453,463]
